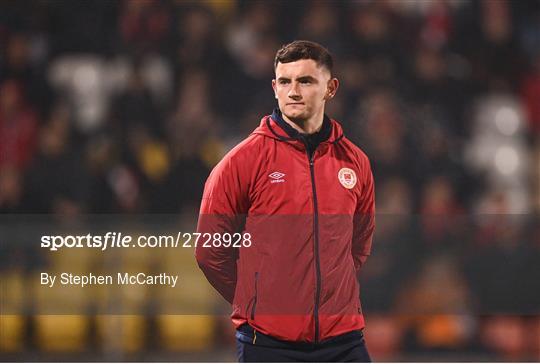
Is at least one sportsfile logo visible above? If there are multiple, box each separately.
[269,171,285,183]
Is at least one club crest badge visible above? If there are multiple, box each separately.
[338,168,357,189]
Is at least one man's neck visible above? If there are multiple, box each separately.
[282,111,324,135]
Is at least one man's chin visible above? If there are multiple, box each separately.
[283,110,307,123]
[283,115,306,126]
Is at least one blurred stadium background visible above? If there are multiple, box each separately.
[1,0,539,361]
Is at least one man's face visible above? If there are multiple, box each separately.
[272,59,337,124]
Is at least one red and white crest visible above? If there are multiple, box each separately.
[338,168,357,189]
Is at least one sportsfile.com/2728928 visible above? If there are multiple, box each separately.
[40,232,252,251]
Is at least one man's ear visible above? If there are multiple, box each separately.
[324,78,339,100]
[271,79,278,99]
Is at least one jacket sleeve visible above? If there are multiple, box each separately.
[195,153,250,304]
[352,158,375,274]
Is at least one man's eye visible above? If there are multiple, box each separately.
[279,80,289,85]
[300,80,312,84]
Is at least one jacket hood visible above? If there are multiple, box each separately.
[252,112,345,146]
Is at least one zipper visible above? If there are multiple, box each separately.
[307,149,322,343]
[250,272,259,320]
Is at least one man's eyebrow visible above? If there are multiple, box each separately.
[296,75,317,82]
[276,75,317,81]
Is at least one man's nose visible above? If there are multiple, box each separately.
[288,82,301,99]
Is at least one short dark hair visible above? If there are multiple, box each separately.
[274,40,333,74]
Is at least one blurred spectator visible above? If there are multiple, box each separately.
[296,1,344,55]
[24,105,88,214]
[351,90,418,193]
[112,64,164,138]
[162,69,217,213]
[419,175,466,250]
[1,31,52,114]
[226,1,277,64]
[175,5,221,70]
[0,165,24,213]
[460,0,525,91]
[118,0,172,56]
[520,53,540,135]
[362,177,420,312]
[0,79,38,170]
[347,2,405,86]
[220,1,279,121]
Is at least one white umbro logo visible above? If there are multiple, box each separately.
[269,171,285,183]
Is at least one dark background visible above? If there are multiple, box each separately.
[1,0,539,361]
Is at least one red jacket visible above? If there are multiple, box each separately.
[196,112,375,343]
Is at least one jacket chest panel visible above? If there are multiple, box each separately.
[249,149,311,215]
[248,147,359,215]
[313,155,359,215]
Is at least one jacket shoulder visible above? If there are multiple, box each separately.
[208,133,266,181]
[202,134,265,206]
[220,133,265,165]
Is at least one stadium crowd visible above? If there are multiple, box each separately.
[1,0,539,361]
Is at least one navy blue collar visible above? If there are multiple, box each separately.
[270,108,332,158]
[271,108,332,142]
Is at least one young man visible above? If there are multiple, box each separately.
[196,40,375,362]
